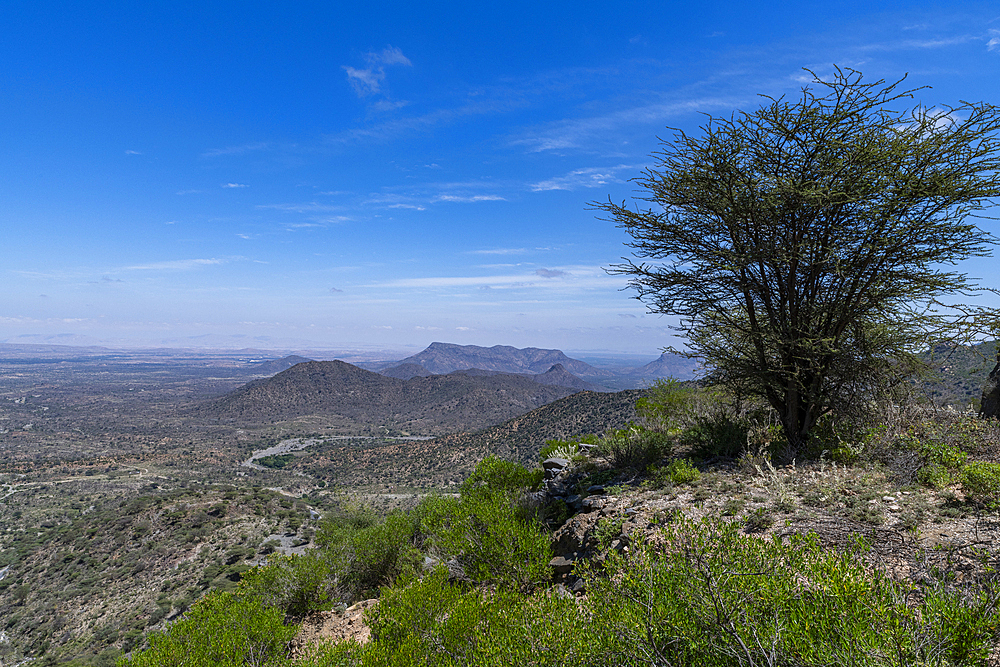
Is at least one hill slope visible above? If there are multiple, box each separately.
[196,360,578,434]
[429,388,645,466]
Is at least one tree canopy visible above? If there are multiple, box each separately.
[596,68,1000,451]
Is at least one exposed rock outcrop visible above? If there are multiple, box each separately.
[979,356,1000,419]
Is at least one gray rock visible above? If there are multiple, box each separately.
[543,457,571,479]
[586,485,606,495]
[571,577,586,594]
[980,359,1000,420]
[580,497,604,512]
[550,556,574,575]
[552,584,573,599]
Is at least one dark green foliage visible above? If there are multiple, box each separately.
[635,377,696,431]
[117,590,296,667]
[417,491,551,592]
[240,550,337,616]
[256,454,295,469]
[460,455,540,495]
[596,426,671,469]
[582,518,1000,666]
[679,414,748,459]
[961,462,1000,508]
[649,458,701,486]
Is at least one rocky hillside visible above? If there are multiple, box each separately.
[194,360,579,434]
[429,388,645,465]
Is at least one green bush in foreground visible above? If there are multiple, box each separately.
[961,461,1000,508]
[118,590,296,667]
[296,517,999,667]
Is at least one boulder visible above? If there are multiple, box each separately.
[981,359,1000,420]
[542,457,571,479]
[549,556,575,576]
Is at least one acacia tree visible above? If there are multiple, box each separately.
[596,68,1000,452]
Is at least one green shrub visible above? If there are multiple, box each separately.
[917,462,953,489]
[680,414,749,459]
[648,458,701,487]
[336,512,422,601]
[352,567,591,667]
[597,426,672,470]
[117,590,296,667]
[417,490,551,592]
[539,435,598,462]
[460,456,539,495]
[635,377,695,431]
[240,549,335,616]
[961,462,1000,508]
[581,517,1000,666]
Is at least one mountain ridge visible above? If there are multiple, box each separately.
[195,360,580,434]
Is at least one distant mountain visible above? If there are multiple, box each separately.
[380,363,434,380]
[396,342,601,376]
[630,352,700,381]
[196,360,578,434]
[249,355,312,375]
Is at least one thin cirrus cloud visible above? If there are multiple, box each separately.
[467,248,529,255]
[123,258,226,271]
[434,194,506,203]
[222,183,249,188]
[373,266,612,290]
[510,96,741,153]
[343,46,412,97]
[989,30,1000,51]
[202,142,271,158]
[530,164,642,192]
[535,268,566,278]
[257,202,345,213]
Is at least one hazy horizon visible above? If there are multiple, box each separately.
[4,1,998,355]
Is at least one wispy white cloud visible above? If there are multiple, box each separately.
[373,265,615,291]
[530,164,642,191]
[510,96,740,153]
[434,194,505,203]
[202,142,271,158]
[124,258,226,271]
[284,217,350,229]
[343,46,412,97]
[222,182,249,188]
[124,149,142,155]
[468,248,528,255]
[856,34,981,52]
[535,268,566,278]
[176,189,203,195]
[257,202,344,213]
[989,30,1000,51]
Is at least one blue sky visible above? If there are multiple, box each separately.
[2,1,999,355]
